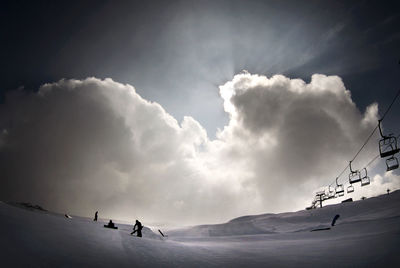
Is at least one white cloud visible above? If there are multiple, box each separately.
[0,74,395,225]
[214,72,384,211]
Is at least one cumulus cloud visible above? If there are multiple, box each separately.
[0,74,394,225]
[214,72,387,209]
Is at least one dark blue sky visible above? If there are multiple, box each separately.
[1,0,399,136]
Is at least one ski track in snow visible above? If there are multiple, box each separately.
[1,191,400,267]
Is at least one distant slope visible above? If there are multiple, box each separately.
[1,192,400,267]
[169,190,400,237]
[1,200,161,239]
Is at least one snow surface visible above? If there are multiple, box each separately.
[1,191,400,267]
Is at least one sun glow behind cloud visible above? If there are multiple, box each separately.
[0,73,398,225]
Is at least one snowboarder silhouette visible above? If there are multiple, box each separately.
[331,214,340,226]
[94,211,98,221]
[105,220,116,228]
[104,219,118,229]
[131,220,143,237]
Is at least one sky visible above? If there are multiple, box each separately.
[0,0,399,225]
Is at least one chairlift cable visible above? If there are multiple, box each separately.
[380,87,400,121]
[334,143,393,187]
[341,153,380,188]
[327,124,377,188]
[328,165,348,187]
[351,126,379,162]
[324,87,400,192]
[346,87,400,172]
[364,154,380,169]
[328,127,377,187]
[313,71,400,204]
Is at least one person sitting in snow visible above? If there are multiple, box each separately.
[131,220,143,237]
[106,220,115,228]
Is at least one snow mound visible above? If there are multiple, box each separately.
[169,190,400,237]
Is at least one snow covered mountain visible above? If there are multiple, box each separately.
[1,191,399,267]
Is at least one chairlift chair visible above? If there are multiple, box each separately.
[349,172,361,184]
[328,186,336,199]
[335,177,344,196]
[347,185,354,193]
[348,161,361,184]
[386,156,399,171]
[378,120,400,158]
[361,176,370,186]
[325,185,336,199]
[360,168,370,186]
[323,193,334,201]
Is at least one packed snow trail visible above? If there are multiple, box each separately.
[1,191,400,267]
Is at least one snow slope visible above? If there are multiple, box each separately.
[168,191,400,236]
[1,191,400,267]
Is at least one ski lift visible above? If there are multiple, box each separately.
[335,177,344,196]
[327,186,336,199]
[386,156,399,171]
[316,191,325,199]
[323,192,333,201]
[378,120,399,158]
[315,191,325,207]
[360,168,370,186]
[347,185,354,193]
[348,161,361,184]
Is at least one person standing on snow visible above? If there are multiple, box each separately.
[94,211,98,221]
[131,220,143,237]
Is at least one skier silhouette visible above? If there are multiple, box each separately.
[131,220,143,237]
[104,220,116,229]
[94,211,98,221]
